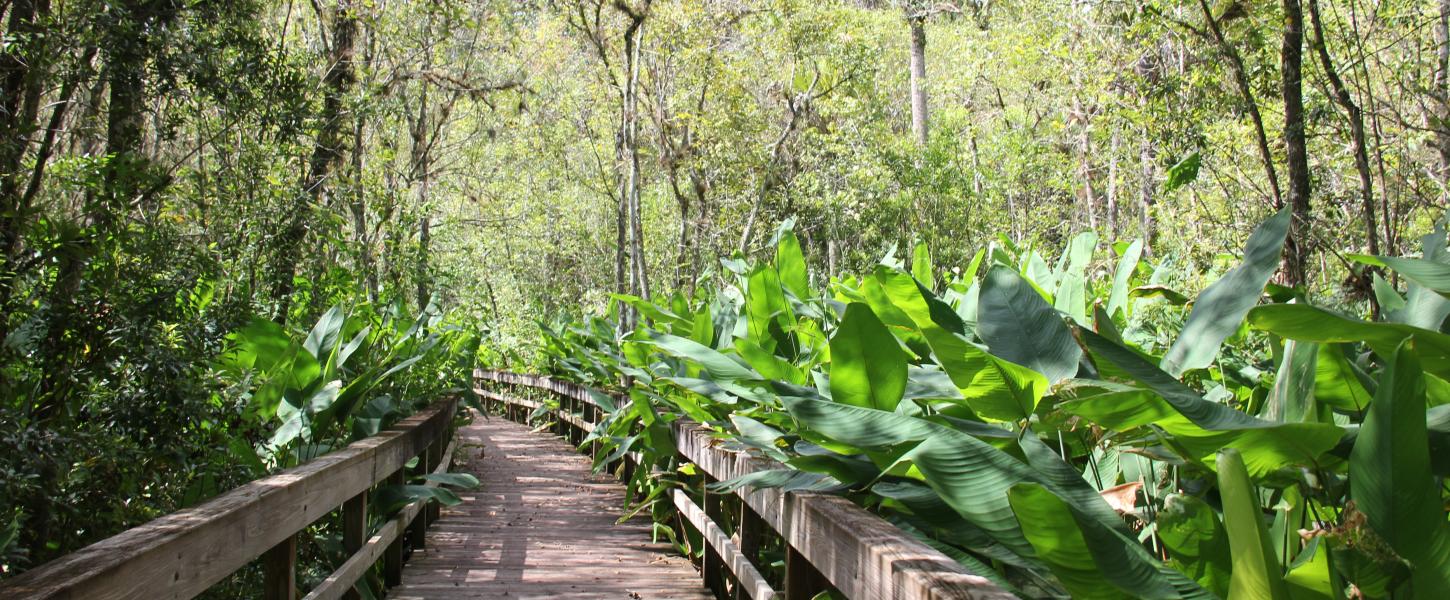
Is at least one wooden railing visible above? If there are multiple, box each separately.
[475,369,1015,600]
[0,397,461,600]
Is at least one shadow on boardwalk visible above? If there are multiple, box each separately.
[389,414,712,600]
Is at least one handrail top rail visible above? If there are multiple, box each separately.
[1,397,458,600]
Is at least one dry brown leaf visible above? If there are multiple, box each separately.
[1099,481,1143,514]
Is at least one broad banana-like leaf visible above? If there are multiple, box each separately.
[1218,448,1291,600]
[646,332,760,381]
[777,226,810,300]
[865,267,1045,420]
[979,266,1082,383]
[912,238,934,289]
[1357,255,1450,297]
[745,265,793,353]
[1313,344,1372,412]
[1158,494,1232,597]
[829,303,907,411]
[1108,239,1144,319]
[1264,339,1319,423]
[784,397,1133,559]
[1073,330,1343,475]
[1008,483,1213,599]
[1350,340,1450,597]
[1248,304,1450,381]
[1161,208,1290,376]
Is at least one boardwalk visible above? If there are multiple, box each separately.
[390,414,713,600]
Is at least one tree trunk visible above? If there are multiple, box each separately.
[625,21,649,304]
[1434,0,1450,203]
[1197,0,1282,206]
[273,0,357,322]
[1139,129,1156,251]
[1107,127,1120,240]
[1307,0,1377,262]
[908,16,929,147]
[1280,0,1311,287]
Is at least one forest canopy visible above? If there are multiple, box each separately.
[1,0,1448,597]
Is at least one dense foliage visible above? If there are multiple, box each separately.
[529,217,1450,599]
[3,0,1450,596]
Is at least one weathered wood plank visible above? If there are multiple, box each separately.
[388,416,711,600]
[0,398,456,600]
[674,490,778,600]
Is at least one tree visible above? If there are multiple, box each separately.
[1280,0,1310,287]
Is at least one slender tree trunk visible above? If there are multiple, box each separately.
[625,16,649,303]
[1280,0,1311,287]
[1140,129,1157,251]
[1433,0,1450,203]
[1197,0,1282,206]
[1307,0,1377,260]
[273,0,357,322]
[0,0,48,269]
[1107,127,1120,240]
[908,16,929,147]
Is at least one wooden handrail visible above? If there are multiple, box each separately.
[1,397,459,600]
[475,369,1015,600]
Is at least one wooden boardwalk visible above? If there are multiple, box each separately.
[389,414,713,600]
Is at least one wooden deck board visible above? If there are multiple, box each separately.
[389,415,712,600]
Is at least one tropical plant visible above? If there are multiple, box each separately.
[524,215,1450,599]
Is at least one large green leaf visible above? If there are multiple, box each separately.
[1247,304,1450,381]
[1108,240,1144,320]
[865,267,1045,420]
[912,238,933,289]
[746,265,793,353]
[1313,343,1372,412]
[1161,208,1291,376]
[1367,255,1450,297]
[1397,225,1450,330]
[1350,340,1450,597]
[647,332,760,381]
[829,303,907,411]
[1008,483,1210,599]
[1264,339,1319,423]
[1008,483,1134,600]
[1158,494,1233,597]
[1217,448,1291,600]
[783,397,1136,561]
[979,266,1082,383]
[777,225,810,300]
[1074,330,1343,475]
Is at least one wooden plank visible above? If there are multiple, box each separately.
[388,417,711,599]
[304,437,459,600]
[0,398,457,600]
[674,490,777,600]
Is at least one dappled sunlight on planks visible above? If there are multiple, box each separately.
[388,416,712,600]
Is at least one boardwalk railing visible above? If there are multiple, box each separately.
[0,397,460,600]
[475,369,1015,600]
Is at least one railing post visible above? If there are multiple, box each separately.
[738,500,764,596]
[784,543,828,600]
[702,476,727,598]
[341,490,368,600]
[383,469,406,587]
[425,438,443,525]
[263,533,297,600]
[410,447,431,551]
